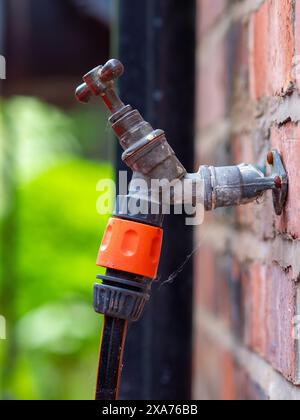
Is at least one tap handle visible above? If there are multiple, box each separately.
[99,59,124,83]
[75,59,125,112]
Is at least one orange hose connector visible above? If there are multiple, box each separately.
[97,218,163,279]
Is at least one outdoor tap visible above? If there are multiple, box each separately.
[75,59,289,401]
[76,59,288,218]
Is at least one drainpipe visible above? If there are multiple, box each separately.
[75,59,288,401]
[117,0,195,401]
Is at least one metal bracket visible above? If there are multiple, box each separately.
[267,150,288,216]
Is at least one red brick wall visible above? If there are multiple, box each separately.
[194,0,300,400]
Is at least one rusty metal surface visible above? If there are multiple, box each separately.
[198,160,287,213]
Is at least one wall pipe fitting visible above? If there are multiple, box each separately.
[195,161,286,212]
[75,59,288,401]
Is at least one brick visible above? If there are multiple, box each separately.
[242,262,299,383]
[294,0,300,91]
[235,201,254,231]
[194,241,228,318]
[194,237,243,336]
[197,0,227,38]
[193,327,239,400]
[235,192,276,241]
[242,263,268,355]
[232,134,255,165]
[196,38,227,131]
[193,326,269,400]
[271,123,300,239]
[220,351,237,400]
[258,196,277,240]
[194,245,217,313]
[249,0,294,99]
[229,21,250,93]
[230,258,244,339]
[215,255,232,326]
[193,333,223,400]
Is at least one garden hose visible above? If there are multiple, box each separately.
[95,316,127,400]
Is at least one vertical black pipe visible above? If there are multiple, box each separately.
[117,0,195,400]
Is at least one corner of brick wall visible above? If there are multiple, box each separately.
[194,0,300,400]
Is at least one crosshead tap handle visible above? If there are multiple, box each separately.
[75,59,125,112]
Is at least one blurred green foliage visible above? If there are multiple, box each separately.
[0,97,113,400]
